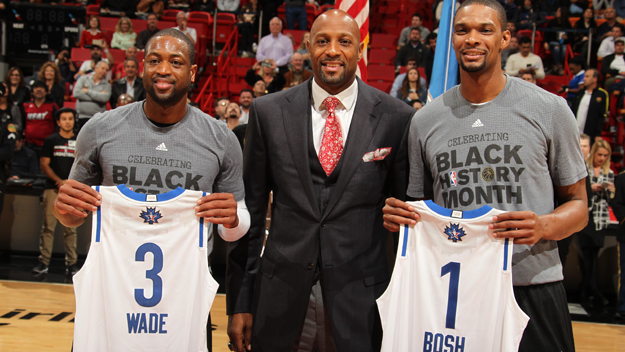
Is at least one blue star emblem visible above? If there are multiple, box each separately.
[444,223,466,242]
[139,207,163,225]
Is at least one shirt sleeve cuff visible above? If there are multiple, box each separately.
[217,199,250,242]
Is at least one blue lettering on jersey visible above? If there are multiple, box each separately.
[423,331,466,352]
[126,313,168,334]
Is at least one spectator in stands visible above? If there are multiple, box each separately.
[73,61,112,130]
[31,107,79,276]
[110,59,146,109]
[0,83,22,132]
[74,44,115,81]
[194,0,216,13]
[256,17,294,73]
[55,49,77,85]
[503,0,519,24]
[501,36,519,69]
[284,52,313,88]
[113,46,143,80]
[218,0,241,11]
[9,132,39,181]
[5,67,30,116]
[598,25,624,59]
[137,13,160,50]
[390,57,427,98]
[572,68,608,145]
[424,33,437,82]
[285,0,307,30]
[236,0,258,58]
[245,59,286,93]
[610,167,625,322]
[396,68,426,104]
[569,0,589,14]
[137,0,165,18]
[253,80,267,97]
[521,71,536,83]
[100,0,136,17]
[117,94,135,107]
[544,7,572,76]
[214,97,230,121]
[111,17,137,50]
[394,28,426,70]
[504,36,546,79]
[295,31,312,70]
[79,16,106,48]
[225,102,242,130]
[573,7,597,54]
[0,98,17,219]
[38,62,65,109]
[516,0,539,30]
[434,0,461,25]
[409,99,423,111]
[540,0,561,16]
[23,81,58,156]
[578,139,614,308]
[506,20,517,38]
[558,56,585,107]
[601,38,625,89]
[173,12,197,45]
[597,7,624,42]
[238,88,253,124]
[398,14,430,47]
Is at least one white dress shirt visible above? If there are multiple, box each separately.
[576,90,592,133]
[597,36,625,58]
[610,54,625,77]
[311,79,358,155]
[126,78,135,98]
[239,107,250,125]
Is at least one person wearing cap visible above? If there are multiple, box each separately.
[74,43,115,82]
[73,61,112,130]
[23,80,58,156]
[32,107,79,276]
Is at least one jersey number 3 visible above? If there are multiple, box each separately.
[135,243,164,307]
[441,262,460,329]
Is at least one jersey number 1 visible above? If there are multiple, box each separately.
[441,262,460,329]
[135,243,164,307]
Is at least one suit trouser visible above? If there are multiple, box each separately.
[292,277,337,352]
[38,189,78,266]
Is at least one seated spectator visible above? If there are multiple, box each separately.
[218,0,240,12]
[572,8,597,54]
[571,69,608,144]
[55,49,77,85]
[137,1,165,19]
[225,102,242,130]
[74,44,115,82]
[38,62,65,108]
[100,0,136,17]
[214,97,230,121]
[194,0,216,12]
[23,81,58,155]
[4,67,30,119]
[9,132,39,180]
[539,0,561,16]
[601,39,625,89]
[516,0,539,30]
[253,80,267,97]
[137,13,161,50]
[398,14,430,47]
[598,25,625,59]
[505,36,545,79]
[256,17,294,73]
[73,61,112,130]
[390,57,427,98]
[396,68,426,104]
[112,46,143,80]
[543,7,571,75]
[79,16,106,48]
[521,71,536,84]
[245,59,286,93]
[117,94,135,107]
[110,59,146,109]
[597,7,624,42]
[295,31,312,70]
[0,83,22,132]
[506,20,517,38]
[503,0,519,24]
[111,17,137,50]
[284,0,306,30]
[558,56,585,107]
[409,99,423,111]
[238,88,253,124]
[284,52,313,89]
[173,12,197,45]
[501,36,519,69]
[394,28,426,70]
[424,33,437,82]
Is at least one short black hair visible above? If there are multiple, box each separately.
[410,27,421,34]
[145,28,196,65]
[407,57,419,65]
[426,32,437,42]
[569,56,584,67]
[55,107,77,121]
[124,58,139,68]
[412,13,422,21]
[519,36,532,45]
[457,0,507,30]
[240,88,253,95]
[31,80,48,92]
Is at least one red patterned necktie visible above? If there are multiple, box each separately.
[319,96,343,176]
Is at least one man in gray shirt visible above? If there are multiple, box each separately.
[73,61,112,130]
[384,1,587,351]
[398,13,431,47]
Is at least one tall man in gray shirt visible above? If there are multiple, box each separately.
[73,61,112,130]
[384,1,587,351]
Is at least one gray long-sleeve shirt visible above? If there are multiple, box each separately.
[73,74,112,120]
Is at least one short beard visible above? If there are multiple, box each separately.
[459,59,486,73]
[146,81,189,108]
[319,69,346,85]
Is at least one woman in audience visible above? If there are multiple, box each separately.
[245,59,286,93]
[573,7,597,54]
[0,83,23,131]
[579,139,614,308]
[225,102,242,130]
[544,7,572,76]
[111,17,137,50]
[79,16,106,48]
[397,68,426,104]
[253,80,267,97]
[5,67,30,108]
[237,0,259,57]
[38,62,65,108]
[296,32,312,70]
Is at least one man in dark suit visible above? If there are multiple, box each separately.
[572,68,608,145]
[226,10,415,352]
[109,58,146,109]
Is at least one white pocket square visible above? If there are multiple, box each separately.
[362,147,392,162]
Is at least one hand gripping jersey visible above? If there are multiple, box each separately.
[377,200,529,352]
[73,185,218,352]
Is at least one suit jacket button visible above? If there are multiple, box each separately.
[308,263,315,270]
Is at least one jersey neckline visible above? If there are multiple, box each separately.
[424,200,493,219]
[116,184,186,202]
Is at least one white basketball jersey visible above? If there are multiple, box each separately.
[377,200,529,352]
[73,185,218,352]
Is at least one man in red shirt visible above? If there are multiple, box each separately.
[23,80,58,155]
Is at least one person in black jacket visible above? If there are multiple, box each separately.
[109,58,146,109]
[601,39,625,89]
[610,170,625,320]
[543,7,572,75]
[394,28,426,69]
[571,69,609,145]
[0,104,18,219]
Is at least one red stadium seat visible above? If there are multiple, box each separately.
[163,9,184,21]
[368,80,393,93]
[283,29,307,48]
[370,34,398,50]
[99,16,119,32]
[215,13,237,44]
[368,65,395,81]
[369,49,396,65]
[86,5,100,17]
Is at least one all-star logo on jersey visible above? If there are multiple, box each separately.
[156,143,168,151]
[444,223,466,242]
[139,207,163,224]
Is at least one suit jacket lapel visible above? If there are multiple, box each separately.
[282,79,321,219]
[321,78,382,221]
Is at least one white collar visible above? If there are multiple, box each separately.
[575,69,585,78]
[311,78,358,112]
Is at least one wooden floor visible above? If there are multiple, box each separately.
[1,280,624,352]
